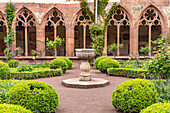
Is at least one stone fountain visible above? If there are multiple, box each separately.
[75,49,95,81]
[61,49,110,89]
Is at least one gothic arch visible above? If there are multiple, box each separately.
[41,6,68,26]
[14,7,38,56]
[0,11,7,56]
[42,7,66,56]
[137,4,166,56]
[106,5,133,56]
[73,9,93,53]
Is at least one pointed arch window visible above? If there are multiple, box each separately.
[15,8,37,56]
[74,10,92,51]
[44,8,66,56]
[107,8,130,56]
[138,6,162,56]
[0,13,7,56]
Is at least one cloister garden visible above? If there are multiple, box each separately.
[0,0,170,113]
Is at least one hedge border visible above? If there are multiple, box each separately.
[2,69,63,80]
[107,68,149,78]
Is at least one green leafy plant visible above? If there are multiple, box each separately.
[4,1,15,61]
[8,59,19,68]
[6,81,59,113]
[98,58,120,73]
[46,36,64,58]
[152,80,170,102]
[140,44,149,60]
[15,47,23,59]
[30,50,40,57]
[108,43,123,57]
[140,102,170,113]
[0,80,22,104]
[89,23,105,56]
[112,79,157,113]
[49,59,68,73]
[0,62,10,79]
[0,104,32,113]
[16,64,33,72]
[95,56,109,69]
[144,34,170,79]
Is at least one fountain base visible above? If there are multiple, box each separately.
[61,78,110,89]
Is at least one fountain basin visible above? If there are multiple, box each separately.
[75,49,95,60]
[62,78,110,89]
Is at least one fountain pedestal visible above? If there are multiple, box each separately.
[75,49,95,81]
[61,49,110,89]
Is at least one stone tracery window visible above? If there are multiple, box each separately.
[107,8,130,56]
[44,8,66,56]
[15,8,37,56]
[74,10,92,52]
[138,6,162,56]
[0,13,7,56]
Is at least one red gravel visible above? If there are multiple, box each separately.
[35,68,131,113]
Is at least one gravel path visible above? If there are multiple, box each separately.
[35,68,131,113]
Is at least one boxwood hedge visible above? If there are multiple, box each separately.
[6,81,59,113]
[0,62,10,79]
[107,68,149,78]
[98,58,120,73]
[2,69,63,80]
[140,102,170,113]
[0,104,32,113]
[95,56,109,69]
[57,57,72,69]
[112,79,157,113]
[50,59,68,73]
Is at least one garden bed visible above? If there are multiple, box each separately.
[3,68,63,80]
[107,68,149,78]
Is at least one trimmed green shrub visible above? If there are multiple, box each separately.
[112,79,157,113]
[107,68,149,78]
[98,58,120,73]
[140,102,170,113]
[0,80,22,104]
[0,62,10,79]
[57,57,72,69]
[95,56,109,69]
[3,69,63,80]
[50,59,68,73]
[8,59,19,68]
[0,104,32,113]
[6,81,59,113]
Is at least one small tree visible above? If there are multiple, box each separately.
[140,44,149,60]
[31,50,40,59]
[15,47,23,59]
[107,43,123,58]
[46,36,64,58]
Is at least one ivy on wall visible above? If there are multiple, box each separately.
[4,0,16,60]
[80,0,118,56]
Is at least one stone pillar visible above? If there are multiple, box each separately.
[25,26,28,56]
[66,24,75,56]
[103,30,107,56]
[37,25,45,57]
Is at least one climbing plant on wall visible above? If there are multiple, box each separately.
[4,0,15,61]
[80,0,118,56]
